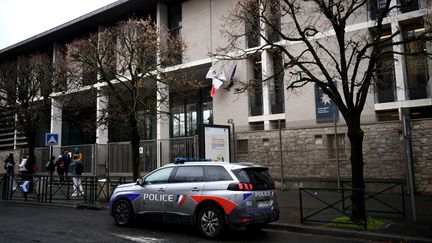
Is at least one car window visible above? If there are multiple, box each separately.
[205,166,232,181]
[172,166,205,183]
[144,167,174,184]
[233,167,274,190]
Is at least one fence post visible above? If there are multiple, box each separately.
[299,188,304,224]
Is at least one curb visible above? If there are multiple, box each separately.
[267,222,432,243]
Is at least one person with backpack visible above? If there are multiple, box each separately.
[69,155,84,197]
[55,150,69,184]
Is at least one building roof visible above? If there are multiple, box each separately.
[0,0,183,60]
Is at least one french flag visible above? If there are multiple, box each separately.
[206,67,226,97]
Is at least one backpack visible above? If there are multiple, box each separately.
[75,162,83,174]
[58,159,65,170]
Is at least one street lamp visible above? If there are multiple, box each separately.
[227,119,236,162]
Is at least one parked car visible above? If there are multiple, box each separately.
[109,159,279,238]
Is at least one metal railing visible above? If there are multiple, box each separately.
[0,173,130,205]
[299,181,406,229]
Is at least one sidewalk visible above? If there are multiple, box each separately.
[271,190,432,242]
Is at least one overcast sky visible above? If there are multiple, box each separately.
[0,0,118,50]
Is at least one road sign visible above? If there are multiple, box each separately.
[45,133,59,146]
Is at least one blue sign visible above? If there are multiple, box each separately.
[315,85,339,123]
[45,133,59,146]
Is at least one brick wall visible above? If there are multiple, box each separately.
[236,119,432,194]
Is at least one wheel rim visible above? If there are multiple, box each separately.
[115,201,130,225]
[200,209,219,236]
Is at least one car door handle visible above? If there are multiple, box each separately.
[158,188,165,192]
[191,187,200,192]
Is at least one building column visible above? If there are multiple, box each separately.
[261,50,273,130]
[95,90,108,176]
[156,2,171,167]
[50,98,62,156]
[96,91,108,144]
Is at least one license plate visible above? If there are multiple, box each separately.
[257,200,271,208]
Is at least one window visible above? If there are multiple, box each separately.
[205,166,232,181]
[403,22,429,100]
[232,167,274,190]
[327,134,346,159]
[145,167,174,184]
[249,56,263,116]
[237,139,249,154]
[266,0,281,43]
[369,0,388,20]
[270,52,284,114]
[374,29,396,103]
[400,0,419,13]
[172,166,205,183]
[246,0,260,48]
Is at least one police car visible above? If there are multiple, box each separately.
[109,159,279,238]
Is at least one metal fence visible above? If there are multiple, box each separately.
[0,173,130,205]
[24,136,198,177]
[299,181,406,229]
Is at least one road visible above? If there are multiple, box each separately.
[0,201,368,243]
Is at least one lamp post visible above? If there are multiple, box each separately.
[227,119,236,162]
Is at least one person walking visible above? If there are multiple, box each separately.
[4,154,15,175]
[18,154,28,175]
[45,156,56,187]
[3,154,17,197]
[55,151,68,184]
[69,155,84,197]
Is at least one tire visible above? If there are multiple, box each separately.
[113,199,134,226]
[197,206,225,238]
[245,223,267,231]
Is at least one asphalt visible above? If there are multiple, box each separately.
[5,189,432,242]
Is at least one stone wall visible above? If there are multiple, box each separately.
[236,119,432,194]
[411,119,432,194]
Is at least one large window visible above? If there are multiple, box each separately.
[403,22,429,100]
[246,0,260,48]
[249,56,263,116]
[171,88,212,138]
[270,51,284,113]
[375,29,396,103]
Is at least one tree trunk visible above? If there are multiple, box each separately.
[347,120,366,222]
[129,116,141,181]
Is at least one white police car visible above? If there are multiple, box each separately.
[109,159,279,238]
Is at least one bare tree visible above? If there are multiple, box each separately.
[0,53,53,167]
[63,18,203,180]
[219,0,431,221]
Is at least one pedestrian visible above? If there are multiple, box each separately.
[4,153,15,175]
[19,154,28,175]
[45,156,56,177]
[73,147,83,161]
[55,154,66,186]
[69,155,84,197]
[3,153,17,197]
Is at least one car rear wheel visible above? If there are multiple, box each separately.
[113,199,134,226]
[197,206,225,238]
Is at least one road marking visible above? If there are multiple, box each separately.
[110,233,165,243]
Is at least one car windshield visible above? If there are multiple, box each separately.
[232,167,274,190]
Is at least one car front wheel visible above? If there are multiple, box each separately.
[113,199,134,226]
[197,206,225,238]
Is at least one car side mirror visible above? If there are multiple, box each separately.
[137,178,145,186]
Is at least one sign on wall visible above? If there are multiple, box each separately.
[315,85,339,123]
[200,125,231,162]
